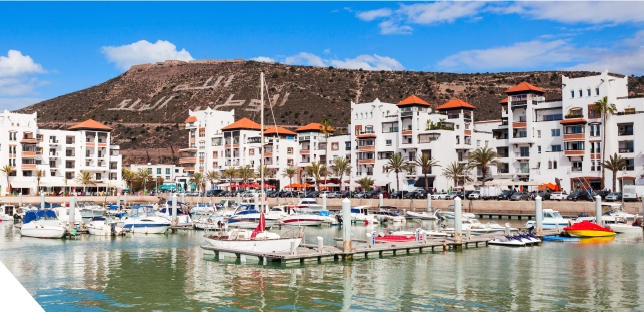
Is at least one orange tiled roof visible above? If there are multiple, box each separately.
[436,99,476,110]
[68,119,113,131]
[296,122,325,132]
[397,95,431,107]
[560,118,587,125]
[221,118,262,131]
[264,126,296,136]
[185,116,197,122]
[505,82,546,94]
[499,97,508,104]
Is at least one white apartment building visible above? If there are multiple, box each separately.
[0,111,122,195]
[349,96,493,192]
[129,164,189,189]
[477,70,644,192]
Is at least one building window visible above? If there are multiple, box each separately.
[553,161,558,169]
[590,124,601,137]
[572,161,582,172]
[166,168,171,175]
[520,146,530,157]
[331,142,339,150]
[571,90,575,98]
[591,161,596,171]
[551,129,560,136]
[587,89,591,97]
[199,141,205,149]
[287,159,293,166]
[157,168,161,175]
[365,125,374,133]
[249,148,255,155]
[552,145,562,152]
[596,87,600,96]
[476,140,481,146]
[9,132,16,141]
[579,90,583,97]
[538,146,541,154]
[385,139,392,146]
[537,130,541,138]
[287,147,293,154]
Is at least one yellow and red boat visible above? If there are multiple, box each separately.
[563,221,615,237]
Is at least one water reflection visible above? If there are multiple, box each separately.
[0,221,643,310]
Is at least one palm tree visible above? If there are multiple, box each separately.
[442,161,472,189]
[384,152,409,192]
[1,165,15,195]
[36,169,45,195]
[189,172,206,195]
[413,153,440,191]
[205,170,219,192]
[255,165,274,186]
[75,170,97,195]
[222,167,238,192]
[237,165,254,190]
[319,119,334,186]
[594,96,617,189]
[356,177,374,192]
[467,146,501,187]
[281,166,297,193]
[122,169,136,192]
[331,156,352,192]
[305,161,326,191]
[601,153,627,193]
[137,168,152,194]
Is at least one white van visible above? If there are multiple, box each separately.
[622,185,644,202]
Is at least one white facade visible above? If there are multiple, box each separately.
[129,164,188,185]
[0,111,122,195]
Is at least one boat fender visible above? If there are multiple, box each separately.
[365,220,369,225]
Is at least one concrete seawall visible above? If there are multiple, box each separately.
[1,195,642,216]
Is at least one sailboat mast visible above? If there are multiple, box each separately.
[260,72,265,213]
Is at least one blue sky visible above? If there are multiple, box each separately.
[1,1,644,111]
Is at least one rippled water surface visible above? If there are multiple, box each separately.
[1,220,644,311]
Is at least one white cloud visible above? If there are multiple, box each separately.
[356,8,392,22]
[251,56,276,63]
[323,48,331,55]
[378,20,413,35]
[497,2,644,24]
[0,97,44,111]
[438,40,578,71]
[102,40,194,70]
[254,52,404,71]
[0,50,45,78]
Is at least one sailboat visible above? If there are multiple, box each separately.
[204,72,303,253]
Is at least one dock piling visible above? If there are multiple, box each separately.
[290,241,297,255]
[595,195,602,226]
[379,194,383,207]
[317,236,323,252]
[322,193,327,211]
[40,193,45,210]
[367,232,374,248]
[427,194,431,211]
[172,194,177,225]
[342,198,352,254]
[535,196,543,237]
[19,192,22,207]
[253,194,259,212]
[504,224,510,235]
[117,192,121,208]
[124,193,127,206]
[69,195,76,225]
[465,228,471,240]
[454,197,462,245]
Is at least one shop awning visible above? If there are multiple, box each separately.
[9,181,32,188]
[413,177,436,188]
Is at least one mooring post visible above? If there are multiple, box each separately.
[253,193,259,212]
[40,193,45,210]
[342,198,352,254]
[317,236,323,252]
[427,193,432,211]
[124,192,127,207]
[117,192,121,208]
[236,193,241,206]
[378,194,383,208]
[465,227,471,240]
[181,192,185,205]
[454,197,462,245]
[290,240,297,255]
[504,224,510,235]
[555,222,560,233]
[322,193,327,211]
[18,192,22,207]
[367,232,373,248]
[69,195,76,225]
[535,195,543,237]
[595,195,602,226]
[172,194,178,225]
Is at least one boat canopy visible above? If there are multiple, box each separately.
[35,202,59,209]
[158,207,188,215]
[319,211,330,216]
[23,210,57,224]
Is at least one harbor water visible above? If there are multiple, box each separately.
[1,219,644,311]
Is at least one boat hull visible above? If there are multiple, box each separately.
[204,237,302,253]
[20,224,65,239]
[566,230,615,237]
[607,224,644,234]
[122,223,170,234]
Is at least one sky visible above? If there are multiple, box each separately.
[1,1,644,111]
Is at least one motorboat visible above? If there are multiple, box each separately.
[606,223,643,234]
[194,215,227,231]
[488,236,527,247]
[386,228,449,238]
[77,201,105,218]
[288,199,323,212]
[374,234,417,242]
[51,207,84,228]
[440,206,475,220]
[350,206,379,225]
[513,233,541,244]
[279,213,326,226]
[87,217,124,236]
[442,219,517,234]
[122,206,171,234]
[157,204,193,226]
[0,205,17,221]
[373,210,405,223]
[20,210,66,239]
[524,209,570,229]
[602,203,640,222]
[190,203,215,216]
[226,203,280,229]
[405,209,439,220]
[204,212,302,253]
[563,221,615,237]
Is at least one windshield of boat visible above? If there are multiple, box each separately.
[470,219,481,224]
[553,212,562,218]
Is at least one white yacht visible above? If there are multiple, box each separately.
[87,217,125,236]
[77,201,105,218]
[122,206,171,234]
[443,218,517,234]
[157,205,193,226]
[226,203,280,229]
[20,210,66,239]
[525,209,570,229]
[289,199,324,212]
[190,203,216,216]
[204,215,302,253]
[0,205,16,221]
[350,206,379,225]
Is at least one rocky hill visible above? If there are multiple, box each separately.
[18,60,644,165]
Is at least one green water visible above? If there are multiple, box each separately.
[1,220,643,311]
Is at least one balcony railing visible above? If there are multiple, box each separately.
[571,167,583,172]
[625,166,635,171]
[497,169,510,174]
[618,130,633,136]
[619,148,634,153]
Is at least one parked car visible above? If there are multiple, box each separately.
[566,191,594,201]
[497,190,513,200]
[353,191,367,198]
[605,192,622,202]
[445,193,460,200]
[390,191,407,199]
[326,191,341,198]
[594,190,611,200]
[431,192,447,200]
[468,191,481,200]
[510,192,529,201]
[550,192,567,201]
[536,191,551,200]
[414,189,429,199]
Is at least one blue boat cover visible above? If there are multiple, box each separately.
[35,202,59,209]
[319,211,330,216]
[159,207,188,214]
[23,210,57,224]
[165,201,185,205]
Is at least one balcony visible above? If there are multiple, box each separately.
[179,157,197,164]
[619,148,634,153]
[358,159,375,165]
[357,131,377,139]
[22,151,36,157]
[497,168,510,174]
[358,145,375,151]
[49,140,59,145]
[564,150,584,156]
[571,167,583,172]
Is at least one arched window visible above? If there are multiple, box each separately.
[548,160,552,169]
[553,161,558,169]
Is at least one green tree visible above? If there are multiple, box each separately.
[356,177,374,192]
[467,146,501,187]
[222,167,238,192]
[189,172,206,195]
[205,170,220,191]
[442,161,472,189]
[121,169,135,191]
[384,152,410,192]
[319,119,334,187]
[1,165,15,195]
[36,169,45,195]
[330,156,352,192]
[594,96,617,189]
[413,153,440,191]
[305,161,326,191]
[601,153,627,192]
[237,165,254,190]
[137,168,152,193]
[281,166,297,195]
[75,170,97,195]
